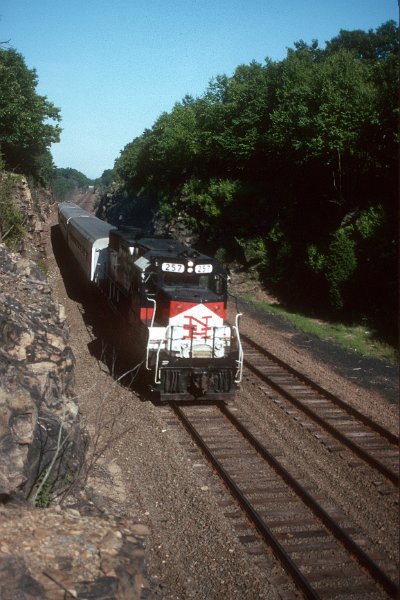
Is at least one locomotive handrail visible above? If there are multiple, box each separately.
[233,313,243,383]
[145,297,157,371]
[154,324,172,384]
[148,297,157,330]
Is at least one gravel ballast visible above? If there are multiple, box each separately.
[45,208,399,599]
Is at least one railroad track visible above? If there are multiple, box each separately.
[171,402,399,599]
[240,333,399,486]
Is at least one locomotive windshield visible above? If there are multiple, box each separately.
[162,272,226,295]
[163,272,210,288]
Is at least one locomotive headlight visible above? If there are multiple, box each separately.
[188,267,193,273]
[188,260,194,267]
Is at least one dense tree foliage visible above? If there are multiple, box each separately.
[110,21,398,340]
[94,168,115,190]
[0,47,61,183]
[50,167,93,200]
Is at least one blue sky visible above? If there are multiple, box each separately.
[2,1,398,179]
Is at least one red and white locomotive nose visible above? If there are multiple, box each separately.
[167,299,231,359]
[58,203,243,401]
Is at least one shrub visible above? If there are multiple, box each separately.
[325,226,357,309]
[235,235,268,268]
[0,174,25,248]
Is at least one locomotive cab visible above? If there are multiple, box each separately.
[57,204,243,402]
[107,227,243,400]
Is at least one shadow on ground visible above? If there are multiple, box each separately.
[51,224,151,399]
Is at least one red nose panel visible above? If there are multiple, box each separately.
[169,300,226,319]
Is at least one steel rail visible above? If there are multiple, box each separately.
[241,337,398,485]
[220,403,399,599]
[171,402,322,600]
[241,333,398,445]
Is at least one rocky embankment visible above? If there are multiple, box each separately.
[0,244,79,503]
[0,179,149,599]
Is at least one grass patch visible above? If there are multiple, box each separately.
[237,292,398,364]
[34,471,53,508]
[37,258,49,275]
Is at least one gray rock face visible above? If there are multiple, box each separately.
[0,245,82,502]
[0,505,150,599]
[0,180,150,598]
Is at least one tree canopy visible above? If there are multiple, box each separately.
[50,167,93,200]
[107,21,399,340]
[0,47,61,182]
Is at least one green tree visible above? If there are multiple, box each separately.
[325,20,398,60]
[50,167,92,200]
[95,168,114,190]
[0,47,61,181]
[147,103,200,189]
[175,177,238,233]
[111,21,398,339]
[269,45,376,202]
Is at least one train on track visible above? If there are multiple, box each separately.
[58,202,243,401]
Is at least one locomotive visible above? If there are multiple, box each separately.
[58,202,243,401]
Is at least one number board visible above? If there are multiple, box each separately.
[195,264,213,274]
[161,263,185,273]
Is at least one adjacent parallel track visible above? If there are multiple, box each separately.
[240,333,399,486]
[171,402,399,599]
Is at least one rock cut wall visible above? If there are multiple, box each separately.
[0,244,82,502]
[0,178,150,599]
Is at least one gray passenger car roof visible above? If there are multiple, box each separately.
[58,203,90,221]
[69,215,116,243]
